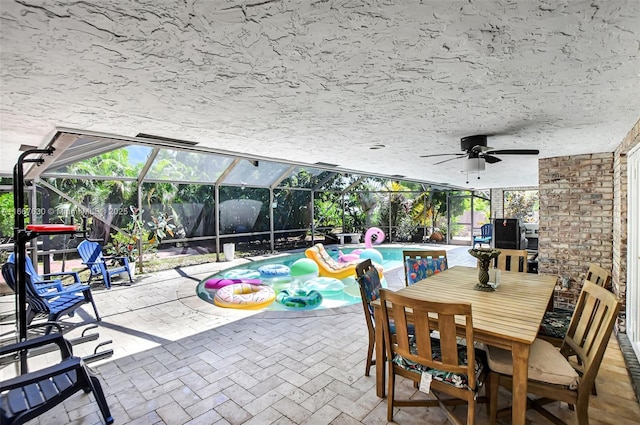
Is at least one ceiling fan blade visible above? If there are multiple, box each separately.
[485,149,539,155]
[482,154,502,164]
[420,152,463,158]
[433,155,467,165]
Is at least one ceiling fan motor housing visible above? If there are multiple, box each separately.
[461,135,487,151]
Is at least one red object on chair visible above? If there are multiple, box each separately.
[26,224,77,232]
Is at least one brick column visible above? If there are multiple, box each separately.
[538,153,614,308]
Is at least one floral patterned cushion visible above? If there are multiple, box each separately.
[405,257,448,285]
[539,309,573,339]
[357,267,382,317]
[392,337,486,391]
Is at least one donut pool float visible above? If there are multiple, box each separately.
[214,283,276,309]
[205,278,261,291]
[258,264,290,278]
[305,277,345,295]
[276,289,323,310]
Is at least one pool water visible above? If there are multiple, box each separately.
[196,246,406,311]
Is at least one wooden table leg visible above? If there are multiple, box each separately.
[374,305,385,398]
[511,342,531,425]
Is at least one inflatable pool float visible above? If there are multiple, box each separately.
[305,277,345,295]
[222,269,261,280]
[214,283,276,309]
[258,264,290,278]
[289,258,319,282]
[205,277,261,291]
[337,250,361,263]
[276,289,323,310]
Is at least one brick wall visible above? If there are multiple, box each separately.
[492,119,639,310]
[613,119,640,306]
[538,153,615,308]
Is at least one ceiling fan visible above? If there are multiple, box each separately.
[421,134,540,166]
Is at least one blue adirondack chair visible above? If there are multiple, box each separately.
[77,240,133,289]
[0,333,114,425]
[8,252,83,288]
[473,223,492,248]
[2,260,101,329]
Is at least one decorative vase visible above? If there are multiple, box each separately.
[468,248,501,292]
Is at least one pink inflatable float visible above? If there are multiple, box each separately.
[338,227,385,263]
[205,278,261,290]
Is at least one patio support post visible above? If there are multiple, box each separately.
[388,191,392,243]
[341,193,345,233]
[214,183,220,261]
[137,183,143,273]
[470,191,475,246]
[269,188,275,252]
[311,191,315,245]
[136,147,157,274]
[446,191,451,245]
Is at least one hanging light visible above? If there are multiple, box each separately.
[463,155,485,184]
[462,156,486,172]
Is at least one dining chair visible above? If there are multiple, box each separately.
[378,288,486,425]
[491,248,528,273]
[538,263,612,347]
[486,279,620,425]
[402,250,448,287]
[584,263,612,288]
[355,259,382,377]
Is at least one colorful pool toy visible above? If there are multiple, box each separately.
[214,283,276,309]
[258,264,290,278]
[289,258,319,282]
[222,269,261,280]
[205,277,261,291]
[276,289,323,310]
[305,277,345,295]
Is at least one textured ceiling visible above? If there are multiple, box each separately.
[1,0,639,189]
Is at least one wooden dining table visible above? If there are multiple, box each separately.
[371,265,557,425]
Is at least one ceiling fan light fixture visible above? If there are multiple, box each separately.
[463,157,486,172]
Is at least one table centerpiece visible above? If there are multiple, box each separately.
[468,248,501,291]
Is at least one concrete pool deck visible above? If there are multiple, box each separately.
[1,244,638,424]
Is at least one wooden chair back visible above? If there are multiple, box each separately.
[585,263,611,288]
[493,249,528,273]
[379,288,476,388]
[561,279,620,399]
[355,259,383,376]
[402,250,448,287]
[379,288,480,424]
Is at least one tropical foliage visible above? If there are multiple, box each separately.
[504,190,539,223]
[23,146,479,250]
[0,192,14,241]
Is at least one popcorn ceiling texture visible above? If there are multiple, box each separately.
[1,0,639,188]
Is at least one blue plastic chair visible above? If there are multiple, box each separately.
[77,240,133,289]
[8,253,82,288]
[2,259,101,328]
[0,333,113,424]
[473,223,492,248]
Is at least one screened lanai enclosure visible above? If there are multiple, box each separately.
[0,129,492,270]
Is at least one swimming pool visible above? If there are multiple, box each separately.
[196,246,408,311]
